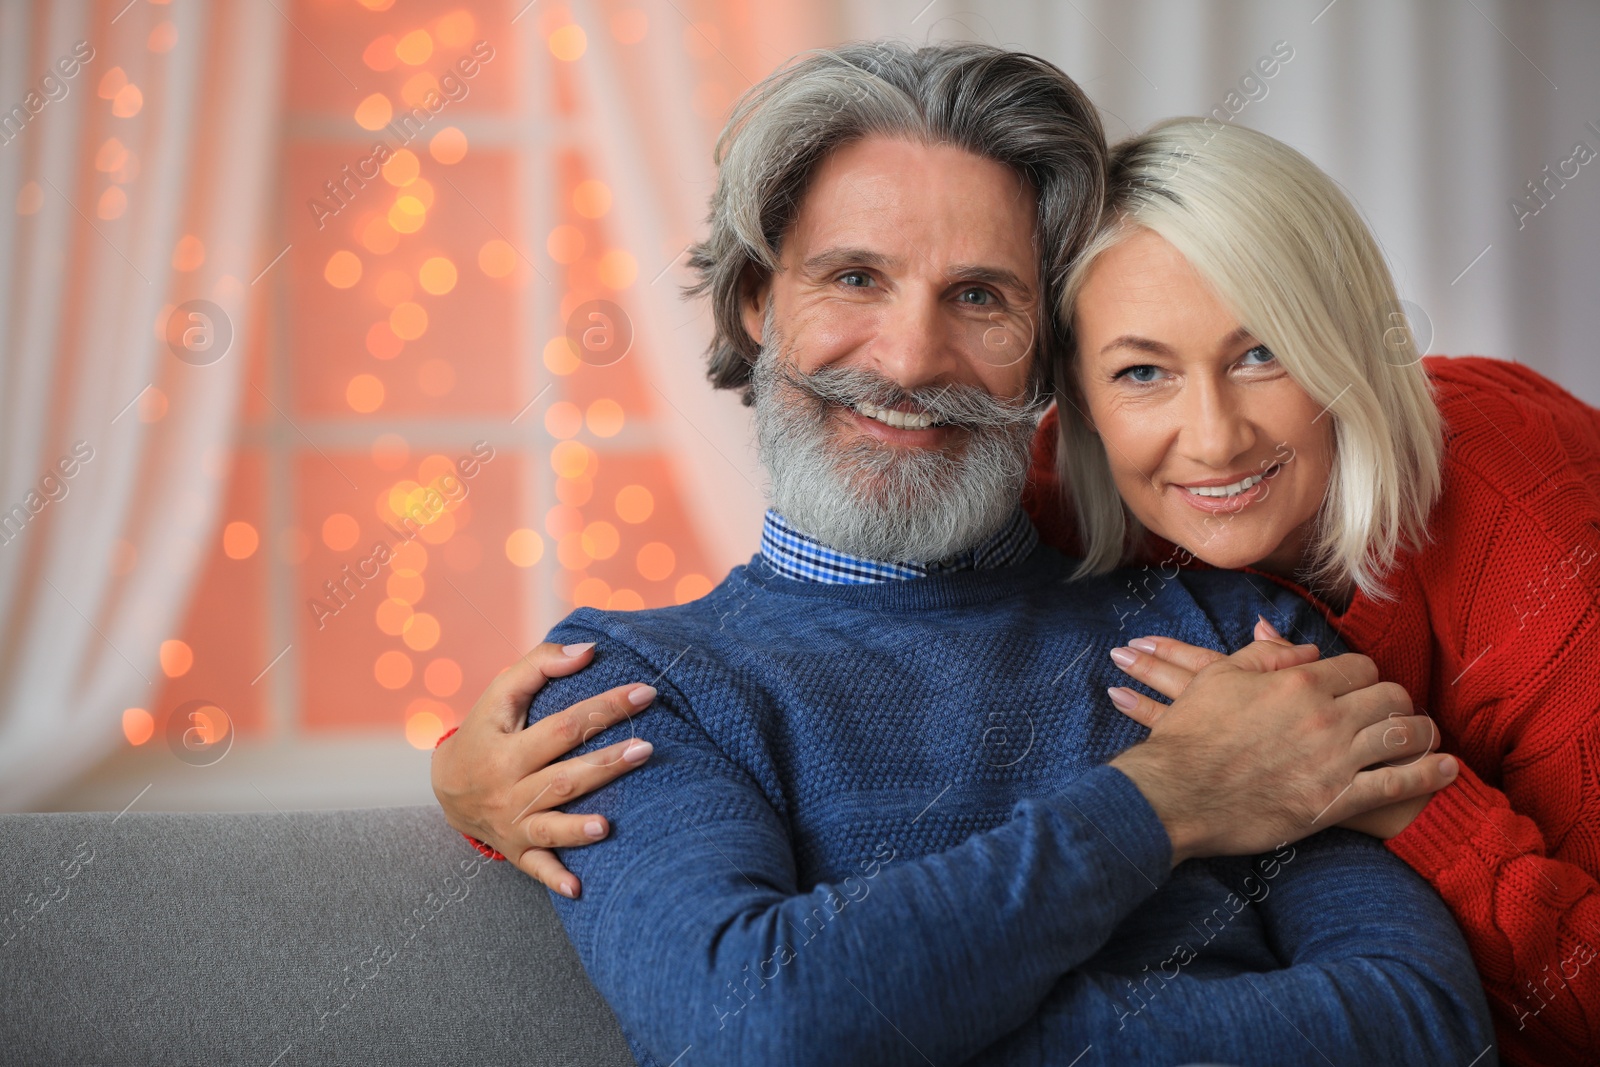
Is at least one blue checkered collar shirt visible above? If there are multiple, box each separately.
[758,507,1039,585]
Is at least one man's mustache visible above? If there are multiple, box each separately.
[781,364,1046,431]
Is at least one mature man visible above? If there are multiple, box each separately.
[433,42,1490,1065]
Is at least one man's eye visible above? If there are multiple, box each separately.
[957,287,995,306]
[1114,364,1166,384]
[1239,344,1277,367]
[838,271,873,288]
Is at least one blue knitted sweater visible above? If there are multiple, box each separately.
[531,544,1494,1066]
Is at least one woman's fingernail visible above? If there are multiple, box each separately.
[584,819,606,839]
[1129,638,1157,654]
[560,880,578,899]
[562,642,595,657]
[1440,755,1459,779]
[627,684,657,707]
[1107,687,1139,712]
[1256,615,1283,639]
[1109,647,1137,669]
[622,740,653,764]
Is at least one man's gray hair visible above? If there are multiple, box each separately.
[686,40,1107,403]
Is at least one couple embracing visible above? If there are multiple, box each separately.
[433,40,1599,1067]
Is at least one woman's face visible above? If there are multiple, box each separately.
[1071,229,1335,577]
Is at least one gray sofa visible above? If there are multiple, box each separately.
[0,806,635,1065]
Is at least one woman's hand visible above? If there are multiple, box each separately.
[1106,617,1435,841]
[431,641,657,897]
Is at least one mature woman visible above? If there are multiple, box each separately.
[1023,118,1600,1065]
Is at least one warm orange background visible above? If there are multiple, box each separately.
[140,0,801,757]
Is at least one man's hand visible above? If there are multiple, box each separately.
[1106,620,1455,865]
[431,641,657,897]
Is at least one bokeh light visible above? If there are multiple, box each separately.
[597,249,638,289]
[97,187,127,220]
[401,611,440,651]
[122,707,154,746]
[479,239,517,278]
[395,29,434,65]
[346,374,385,413]
[505,529,544,567]
[390,301,428,340]
[437,11,476,46]
[544,401,583,438]
[324,250,362,288]
[550,441,594,479]
[376,597,414,636]
[160,639,194,678]
[365,321,404,360]
[582,520,620,560]
[547,224,586,264]
[429,126,469,164]
[405,708,445,749]
[615,484,654,523]
[675,574,713,603]
[549,24,588,61]
[363,34,399,71]
[573,577,610,608]
[321,513,361,551]
[636,542,675,582]
[375,649,413,689]
[360,215,400,254]
[172,234,205,272]
[112,84,144,118]
[223,521,259,560]
[354,93,393,131]
[419,256,457,295]
[608,589,645,610]
[586,398,625,437]
[381,149,420,187]
[424,657,462,697]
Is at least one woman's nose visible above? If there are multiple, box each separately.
[1180,381,1256,469]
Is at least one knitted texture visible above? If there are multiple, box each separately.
[530,548,1491,1065]
[1027,355,1600,1065]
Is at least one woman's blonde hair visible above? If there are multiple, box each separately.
[1056,118,1443,599]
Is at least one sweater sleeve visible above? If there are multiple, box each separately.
[973,830,1497,1065]
[1389,758,1600,1060]
[1388,355,1600,1062]
[537,623,1173,1067]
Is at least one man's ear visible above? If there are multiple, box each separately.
[739,272,770,349]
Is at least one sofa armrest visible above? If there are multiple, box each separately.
[0,805,633,1066]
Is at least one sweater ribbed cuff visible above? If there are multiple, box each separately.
[1386,760,1502,880]
[434,725,508,862]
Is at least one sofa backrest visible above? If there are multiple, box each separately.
[0,805,634,1065]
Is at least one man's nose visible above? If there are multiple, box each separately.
[1179,378,1256,469]
[865,290,965,391]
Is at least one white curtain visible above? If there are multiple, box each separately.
[0,0,283,809]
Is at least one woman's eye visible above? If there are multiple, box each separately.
[1239,344,1277,367]
[956,287,995,306]
[1115,364,1166,384]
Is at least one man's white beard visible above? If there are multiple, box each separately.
[750,325,1044,564]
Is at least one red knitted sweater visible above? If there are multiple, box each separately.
[1026,356,1600,1065]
